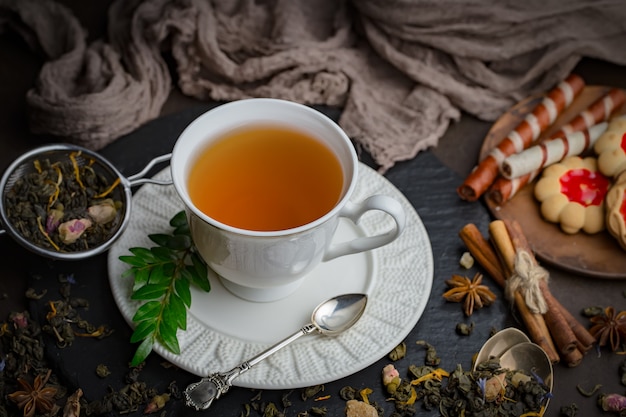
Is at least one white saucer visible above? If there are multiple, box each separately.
[107,163,433,389]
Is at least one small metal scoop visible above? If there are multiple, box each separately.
[474,327,531,368]
[500,342,553,391]
[0,143,171,260]
[474,328,553,412]
[184,293,368,411]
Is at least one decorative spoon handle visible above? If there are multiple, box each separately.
[184,323,317,410]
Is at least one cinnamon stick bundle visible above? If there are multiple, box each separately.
[460,223,559,362]
[488,220,560,364]
[504,220,595,355]
[460,221,595,366]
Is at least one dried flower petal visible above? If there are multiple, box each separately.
[382,364,401,394]
[45,208,64,233]
[87,198,117,224]
[144,393,170,414]
[58,218,92,244]
[599,393,626,412]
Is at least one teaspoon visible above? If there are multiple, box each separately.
[184,292,368,411]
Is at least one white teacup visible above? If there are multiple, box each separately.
[171,98,405,302]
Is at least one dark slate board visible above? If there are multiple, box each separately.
[25,105,509,417]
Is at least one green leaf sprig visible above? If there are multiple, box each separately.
[119,210,211,366]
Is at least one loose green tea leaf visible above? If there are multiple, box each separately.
[388,341,407,361]
[4,152,124,253]
[559,403,578,417]
[576,383,602,397]
[119,210,210,366]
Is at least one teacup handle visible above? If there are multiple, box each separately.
[323,195,406,261]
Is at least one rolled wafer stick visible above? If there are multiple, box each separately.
[488,220,560,364]
[549,88,626,140]
[487,171,539,205]
[458,74,585,201]
[488,88,625,203]
[500,122,607,179]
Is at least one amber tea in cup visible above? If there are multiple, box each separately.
[187,125,343,231]
[171,98,406,302]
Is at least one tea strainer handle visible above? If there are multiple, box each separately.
[126,153,172,186]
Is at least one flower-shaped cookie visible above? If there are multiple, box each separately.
[534,156,610,234]
[606,170,626,250]
[594,116,626,178]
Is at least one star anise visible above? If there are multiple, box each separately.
[443,273,497,316]
[8,369,57,417]
[589,306,626,351]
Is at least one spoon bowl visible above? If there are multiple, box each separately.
[473,327,531,369]
[500,341,554,391]
[184,293,368,411]
[312,292,368,336]
[475,330,553,413]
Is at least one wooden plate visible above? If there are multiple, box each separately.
[481,85,626,279]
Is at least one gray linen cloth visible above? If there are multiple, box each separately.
[2,0,626,171]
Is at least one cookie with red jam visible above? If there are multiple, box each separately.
[606,170,626,250]
[534,156,611,234]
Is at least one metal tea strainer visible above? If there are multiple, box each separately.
[0,143,172,260]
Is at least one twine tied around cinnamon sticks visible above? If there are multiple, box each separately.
[459,219,596,367]
[506,250,549,315]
